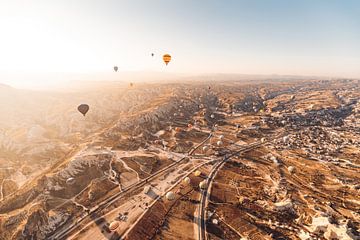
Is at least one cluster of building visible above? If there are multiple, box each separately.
[273,126,359,157]
[266,106,353,129]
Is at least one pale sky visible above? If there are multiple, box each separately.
[0,0,359,88]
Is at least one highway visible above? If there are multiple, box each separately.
[50,156,188,239]
[196,141,263,240]
[195,130,288,240]
[49,132,213,240]
[50,125,284,240]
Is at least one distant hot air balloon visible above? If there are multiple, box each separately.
[151,53,154,57]
[166,191,175,201]
[194,170,201,177]
[208,86,211,90]
[202,145,209,153]
[114,66,118,72]
[77,104,89,116]
[163,54,171,65]
[183,177,191,185]
[109,221,120,231]
[199,180,208,190]
[130,82,134,87]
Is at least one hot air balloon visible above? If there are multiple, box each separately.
[163,54,171,65]
[151,53,154,57]
[183,177,191,185]
[166,191,175,201]
[114,66,118,72]
[208,86,211,90]
[77,104,89,116]
[109,221,120,231]
[202,145,209,153]
[130,82,134,87]
[199,180,207,189]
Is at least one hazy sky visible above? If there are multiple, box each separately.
[0,0,359,87]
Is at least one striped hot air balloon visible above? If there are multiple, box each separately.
[163,54,171,65]
[109,221,120,231]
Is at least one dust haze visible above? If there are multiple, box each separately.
[0,75,359,240]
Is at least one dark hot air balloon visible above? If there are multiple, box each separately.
[114,66,118,72]
[151,53,154,57]
[77,104,89,116]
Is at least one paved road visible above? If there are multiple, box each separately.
[196,131,288,240]
[49,133,213,240]
[196,141,263,240]
[51,131,284,240]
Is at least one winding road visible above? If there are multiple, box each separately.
[196,133,286,240]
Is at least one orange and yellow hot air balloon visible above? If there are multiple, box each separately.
[163,54,171,65]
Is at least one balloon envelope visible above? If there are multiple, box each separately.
[202,146,209,152]
[166,191,175,201]
[183,177,191,185]
[199,180,207,189]
[109,221,120,231]
[114,66,118,72]
[77,104,89,116]
[163,54,171,65]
